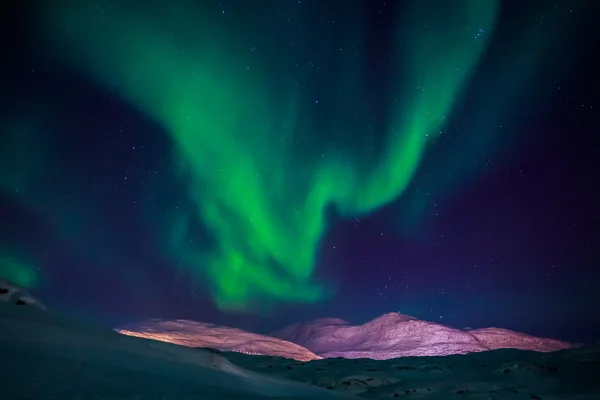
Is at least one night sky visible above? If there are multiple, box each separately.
[1,0,599,343]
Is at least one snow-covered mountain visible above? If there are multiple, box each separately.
[117,319,321,361]
[271,312,573,359]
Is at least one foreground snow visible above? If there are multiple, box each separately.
[227,344,600,398]
[0,303,353,399]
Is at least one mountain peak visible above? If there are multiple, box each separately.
[368,312,418,324]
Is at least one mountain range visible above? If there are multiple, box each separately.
[119,312,572,361]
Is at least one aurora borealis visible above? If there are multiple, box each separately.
[1,0,599,341]
[34,0,502,308]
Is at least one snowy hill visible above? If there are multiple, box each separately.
[272,312,573,359]
[0,293,353,399]
[117,319,321,361]
[0,278,46,309]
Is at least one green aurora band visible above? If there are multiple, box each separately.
[17,0,583,309]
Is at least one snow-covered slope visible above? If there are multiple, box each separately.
[468,327,573,352]
[0,278,46,309]
[0,299,354,399]
[118,319,321,361]
[272,312,573,359]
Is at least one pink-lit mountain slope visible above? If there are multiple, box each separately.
[466,327,574,352]
[117,319,321,361]
[271,312,573,360]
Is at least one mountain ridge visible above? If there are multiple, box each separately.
[117,311,573,362]
[117,319,321,361]
[271,312,573,359]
